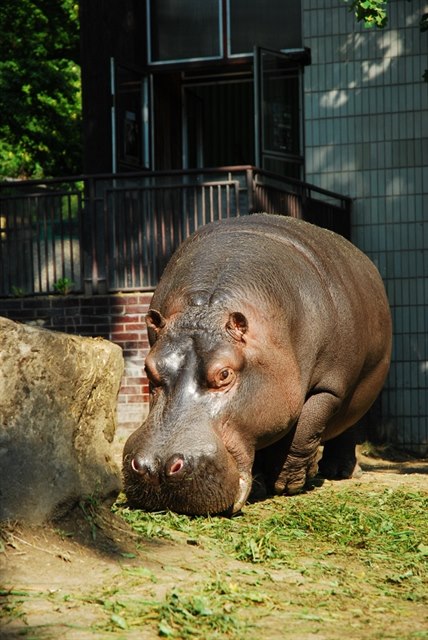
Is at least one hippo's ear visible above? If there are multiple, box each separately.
[226,312,248,342]
[146,309,166,334]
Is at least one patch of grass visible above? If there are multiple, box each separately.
[118,488,427,556]
[156,584,248,638]
[84,575,257,638]
[0,588,50,635]
[0,590,28,623]
[117,487,428,605]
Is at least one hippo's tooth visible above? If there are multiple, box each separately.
[231,473,252,514]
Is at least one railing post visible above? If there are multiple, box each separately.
[246,168,255,214]
[300,182,307,221]
[82,176,97,295]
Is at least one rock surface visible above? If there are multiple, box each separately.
[0,316,124,522]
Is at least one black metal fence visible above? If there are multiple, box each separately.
[0,181,83,296]
[0,166,352,296]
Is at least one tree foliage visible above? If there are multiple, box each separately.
[0,0,81,179]
[346,0,389,28]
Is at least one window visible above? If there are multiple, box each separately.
[148,0,222,64]
[147,0,302,65]
[115,65,151,170]
[228,0,302,57]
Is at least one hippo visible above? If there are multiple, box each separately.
[123,214,392,515]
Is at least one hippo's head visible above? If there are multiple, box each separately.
[123,302,298,515]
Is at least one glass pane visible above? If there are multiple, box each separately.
[150,0,221,62]
[116,66,150,169]
[261,52,300,157]
[229,0,302,55]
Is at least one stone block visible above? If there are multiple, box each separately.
[0,317,124,522]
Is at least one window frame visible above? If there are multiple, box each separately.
[146,0,224,65]
[146,0,303,67]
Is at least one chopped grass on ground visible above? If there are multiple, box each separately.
[117,486,427,572]
[114,486,428,637]
[1,485,427,639]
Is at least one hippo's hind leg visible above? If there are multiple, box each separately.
[318,424,362,480]
[274,391,343,495]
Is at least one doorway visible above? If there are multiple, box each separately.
[181,49,303,179]
[183,77,255,169]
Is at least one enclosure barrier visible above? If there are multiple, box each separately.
[0,166,351,296]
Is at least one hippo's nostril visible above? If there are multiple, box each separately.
[130,454,161,480]
[131,455,148,475]
[169,459,184,474]
[165,454,187,479]
[130,454,162,488]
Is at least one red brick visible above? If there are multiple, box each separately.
[110,305,126,316]
[109,296,128,306]
[110,323,126,334]
[121,315,143,324]
[111,332,140,342]
[121,323,145,332]
[124,377,148,385]
[127,395,146,403]
[120,386,143,395]
[23,298,52,310]
[0,298,24,310]
[121,304,149,315]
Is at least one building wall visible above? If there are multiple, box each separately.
[0,294,152,430]
[303,0,428,454]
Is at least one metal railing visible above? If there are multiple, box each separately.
[0,179,83,296]
[0,166,352,296]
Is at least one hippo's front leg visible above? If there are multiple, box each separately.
[274,391,341,495]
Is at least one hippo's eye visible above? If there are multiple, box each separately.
[210,367,236,390]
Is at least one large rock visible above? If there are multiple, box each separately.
[0,317,124,523]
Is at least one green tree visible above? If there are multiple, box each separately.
[0,0,81,178]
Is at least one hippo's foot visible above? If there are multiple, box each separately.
[318,427,362,480]
[318,453,362,480]
[273,449,319,496]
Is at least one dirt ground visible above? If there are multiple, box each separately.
[1,441,427,640]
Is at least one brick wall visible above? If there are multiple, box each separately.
[0,292,153,430]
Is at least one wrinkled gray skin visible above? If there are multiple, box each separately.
[123,214,392,515]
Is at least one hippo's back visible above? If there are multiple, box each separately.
[152,213,386,318]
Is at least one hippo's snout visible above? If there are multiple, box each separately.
[129,450,252,514]
[123,425,247,515]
